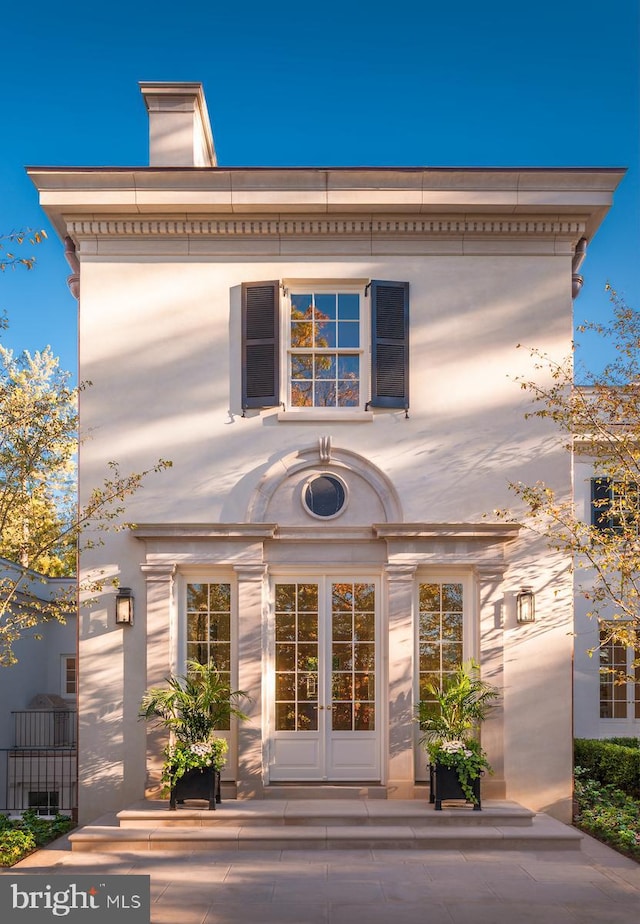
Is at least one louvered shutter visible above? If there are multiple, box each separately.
[591,477,612,530]
[369,280,409,409]
[241,281,280,409]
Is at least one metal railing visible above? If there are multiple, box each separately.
[0,748,77,814]
[0,710,78,813]
[12,709,77,749]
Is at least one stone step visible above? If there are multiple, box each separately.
[69,799,582,853]
[116,799,535,829]
[262,784,389,800]
[69,812,582,853]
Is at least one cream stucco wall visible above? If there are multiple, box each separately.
[70,245,575,822]
[77,254,570,517]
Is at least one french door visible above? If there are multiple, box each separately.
[269,577,380,781]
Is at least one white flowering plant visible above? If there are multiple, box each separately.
[161,738,229,794]
[426,737,491,804]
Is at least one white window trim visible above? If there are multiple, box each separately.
[413,571,476,782]
[280,281,370,415]
[301,472,349,520]
[176,571,240,778]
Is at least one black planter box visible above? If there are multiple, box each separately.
[430,762,482,811]
[169,767,221,810]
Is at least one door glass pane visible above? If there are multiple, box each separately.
[276,703,296,731]
[354,643,375,670]
[332,614,351,640]
[354,583,375,611]
[354,702,374,731]
[332,643,353,670]
[298,614,318,641]
[332,703,352,730]
[331,582,375,732]
[276,615,296,641]
[354,613,374,640]
[275,583,318,731]
[332,674,353,700]
[418,582,464,712]
[186,582,232,729]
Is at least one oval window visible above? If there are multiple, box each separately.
[303,475,347,519]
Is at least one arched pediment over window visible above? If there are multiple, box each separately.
[247,438,403,526]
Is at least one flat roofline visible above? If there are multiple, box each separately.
[25,164,628,174]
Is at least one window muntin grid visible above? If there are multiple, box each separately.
[62,656,76,696]
[275,583,319,731]
[289,292,361,408]
[331,582,375,732]
[186,582,232,730]
[599,625,640,719]
[418,582,463,703]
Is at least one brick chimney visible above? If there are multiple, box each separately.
[139,82,216,167]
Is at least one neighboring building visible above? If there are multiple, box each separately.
[573,463,640,739]
[28,82,625,825]
[0,558,76,814]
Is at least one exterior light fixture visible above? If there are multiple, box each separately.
[516,588,535,624]
[115,587,134,626]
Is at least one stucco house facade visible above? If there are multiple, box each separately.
[28,83,624,825]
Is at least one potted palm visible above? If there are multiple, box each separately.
[140,660,249,810]
[416,660,499,810]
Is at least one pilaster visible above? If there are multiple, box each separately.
[385,564,417,798]
[234,564,268,799]
[140,563,176,793]
[476,563,507,798]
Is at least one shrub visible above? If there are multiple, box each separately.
[0,829,37,867]
[605,737,640,749]
[0,812,74,867]
[574,767,640,860]
[574,739,640,797]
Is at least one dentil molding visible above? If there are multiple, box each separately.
[66,216,587,238]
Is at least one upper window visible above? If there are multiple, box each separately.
[241,279,409,413]
[591,477,639,534]
[289,291,361,408]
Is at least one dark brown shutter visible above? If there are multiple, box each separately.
[370,280,409,409]
[241,281,280,409]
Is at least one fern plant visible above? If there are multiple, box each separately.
[140,659,249,743]
[416,660,499,745]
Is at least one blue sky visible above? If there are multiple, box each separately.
[1,0,638,376]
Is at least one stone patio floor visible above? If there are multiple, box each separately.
[5,817,640,923]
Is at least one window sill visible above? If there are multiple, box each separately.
[277,410,374,422]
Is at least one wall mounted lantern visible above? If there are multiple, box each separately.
[115,587,134,626]
[516,587,535,624]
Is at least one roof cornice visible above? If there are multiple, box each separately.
[27,166,626,242]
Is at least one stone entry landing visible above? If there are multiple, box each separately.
[69,800,582,853]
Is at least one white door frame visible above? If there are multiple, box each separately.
[266,573,382,782]
[414,570,476,782]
